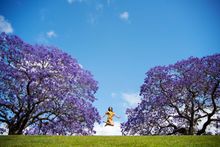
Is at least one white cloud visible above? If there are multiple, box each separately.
[39,9,48,21]
[87,3,104,25]
[88,14,97,24]
[119,11,129,21]
[96,4,104,11]
[46,30,57,38]
[79,64,83,68]
[111,92,116,98]
[67,0,84,4]
[0,15,13,33]
[67,0,75,4]
[107,0,111,6]
[36,33,49,44]
[94,121,122,135]
[122,92,141,107]
[36,31,57,44]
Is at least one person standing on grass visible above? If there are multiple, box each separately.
[103,107,120,127]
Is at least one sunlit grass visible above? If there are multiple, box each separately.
[0,135,219,147]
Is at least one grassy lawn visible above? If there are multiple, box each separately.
[0,135,219,147]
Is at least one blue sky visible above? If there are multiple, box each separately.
[0,0,220,135]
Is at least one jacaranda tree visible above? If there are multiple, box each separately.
[0,33,100,135]
[121,54,220,135]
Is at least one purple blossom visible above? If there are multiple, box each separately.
[0,33,100,135]
[122,54,220,135]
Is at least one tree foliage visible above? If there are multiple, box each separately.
[121,54,220,135]
[0,33,100,135]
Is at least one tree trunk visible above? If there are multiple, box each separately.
[8,121,27,135]
[8,111,31,135]
[8,127,23,135]
[188,94,195,135]
[188,114,194,135]
[188,122,194,135]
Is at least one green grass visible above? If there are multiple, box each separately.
[0,135,219,147]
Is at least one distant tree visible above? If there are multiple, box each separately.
[0,33,100,135]
[121,54,220,135]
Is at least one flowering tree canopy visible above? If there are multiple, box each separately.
[121,54,220,135]
[0,33,100,135]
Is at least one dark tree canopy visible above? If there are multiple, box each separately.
[121,54,220,135]
[0,33,100,135]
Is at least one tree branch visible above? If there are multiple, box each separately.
[197,81,219,135]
